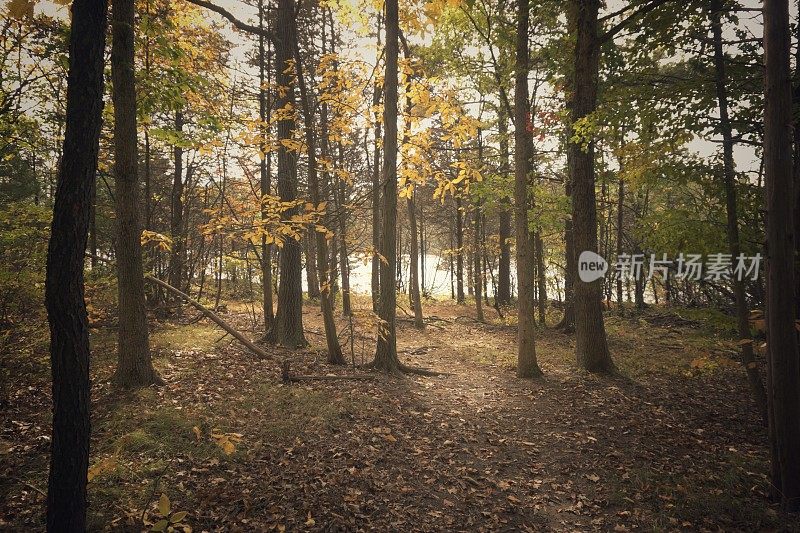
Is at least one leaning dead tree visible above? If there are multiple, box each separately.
[145,275,270,359]
[87,253,270,359]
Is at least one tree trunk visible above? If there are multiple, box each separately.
[266,0,307,348]
[336,144,352,316]
[710,0,767,422]
[568,0,613,373]
[514,0,541,378]
[45,0,107,527]
[89,187,97,269]
[794,0,800,322]
[258,0,274,333]
[168,109,184,306]
[371,13,383,313]
[497,109,512,306]
[401,61,424,329]
[292,16,344,365]
[110,0,161,388]
[616,177,624,313]
[304,230,321,299]
[419,201,426,296]
[407,195,424,328]
[535,230,547,324]
[373,0,400,373]
[474,201,485,322]
[455,196,465,303]
[764,0,800,512]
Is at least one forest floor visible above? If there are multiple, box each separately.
[2,295,799,532]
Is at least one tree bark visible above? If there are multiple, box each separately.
[764,0,800,512]
[371,14,383,313]
[373,0,400,373]
[408,194,424,328]
[497,109,512,306]
[45,0,107,528]
[304,229,321,299]
[292,17,344,365]
[168,109,184,305]
[474,201,485,323]
[258,0,275,333]
[710,0,767,423]
[110,0,161,388]
[266,0,307,348]
[336,144,352,316]
[568,0,613,373]
[514,0,541,378]
[401,57,424,329]
[615,177,624,313]
[455,196,465,303]
[535,230,547,324]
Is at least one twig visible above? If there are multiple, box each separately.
[11,477,46,498]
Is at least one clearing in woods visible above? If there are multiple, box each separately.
[0,299,787,531]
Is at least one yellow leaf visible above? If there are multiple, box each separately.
[158,493,171,516]
[192,426,202,441]
[305,512,316,526]
[87,456,117,482]
[7,0,34,19]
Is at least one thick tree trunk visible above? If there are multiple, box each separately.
[45,0,107,528]
[258,0,275,333]
[514,0,541,378]
[710,0,767,422]
[568,0,613,373]
[266,0,307,348]
[373,0,400,373]
[110,0,161,388]
[764,0,800,512]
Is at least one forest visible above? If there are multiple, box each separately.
[1,0,800,530]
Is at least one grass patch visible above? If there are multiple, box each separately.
[150,323,225,353]
[608,452,777,531]
[237,382,359,441]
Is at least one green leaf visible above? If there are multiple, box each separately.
[152,519,168,532]
[170,511,188,523]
